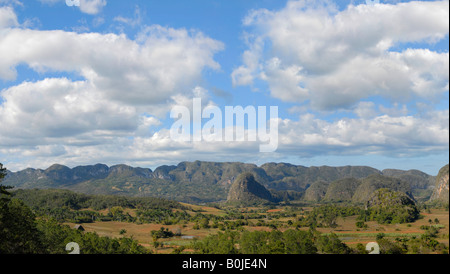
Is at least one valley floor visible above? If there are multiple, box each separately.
[65,206,449,254]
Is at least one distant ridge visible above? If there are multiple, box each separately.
[3,161,440,204]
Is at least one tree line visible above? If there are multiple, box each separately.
[191,229,352,254]
[11,188,184,211]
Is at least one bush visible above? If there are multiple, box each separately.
[356,221,367,229]
[151,227,174,239]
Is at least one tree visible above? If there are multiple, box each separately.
[282,229,317,254]
[377,238,405,254]
[316,233,351,254]
[0,163,11,200]
[151,227,174,239]
[356,221,367,229]
[0,198,46,253]
[200,218,210,229]
[192,231,239,254]
[322,208,338,228]
[376,233,386,241]
[110,206,124,221]
[1,163,45,253]
[0,163,6,180]
[0,163,10,217]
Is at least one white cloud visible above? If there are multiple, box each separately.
[0,6,18,28]
[0,78,138,146]
[234,0,449,110]
[307,50,449,109]
[260,57,309,102]
[0,25,224,105]
[276,109,449,156]
[37,0,106,14]
[3,106,447,171]
[231,35,264,87]
[79,0,106,15]
[0,0,23,6]
[354,101,377,119]
[0,7,225,166]
[113,5,142,27]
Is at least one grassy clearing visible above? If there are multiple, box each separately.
[181,203,226,216]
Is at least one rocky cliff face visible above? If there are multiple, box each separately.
[430,164,449,203]
[227,173,274,204]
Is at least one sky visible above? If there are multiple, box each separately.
[0,0,448,175]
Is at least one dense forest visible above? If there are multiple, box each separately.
[10,188,187,224]
[1,164,149,254]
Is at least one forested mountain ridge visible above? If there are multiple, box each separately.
[3,161,441,204]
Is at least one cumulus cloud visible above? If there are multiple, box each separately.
[260,57,309,102]
[37,0,107,14]
[0,78,139,147]
[233,0,449,110]
[276,110,449,156]
[0,25,224,104]
[3,106,447,171]
[79,0,106,15]
[0,7,224,165]
[0,6,18,28]
[231,35,264,87]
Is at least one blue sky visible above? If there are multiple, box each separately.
[0,0,448,175]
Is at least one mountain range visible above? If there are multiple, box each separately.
[3,161,444,204]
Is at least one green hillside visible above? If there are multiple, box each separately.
[323,178,361,202]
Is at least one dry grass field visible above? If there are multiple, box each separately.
[65,205,449,254]
[317,208,449,248]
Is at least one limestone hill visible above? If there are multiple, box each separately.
[227,173,274,204]
[430,164,449,203]
[365,188,420,224]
